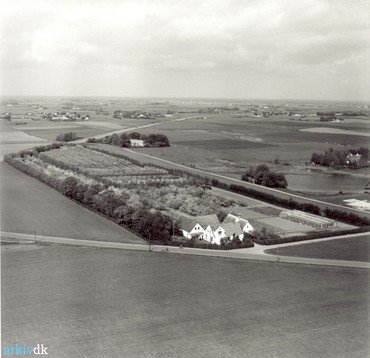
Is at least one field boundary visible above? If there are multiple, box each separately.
[2,231,369,269]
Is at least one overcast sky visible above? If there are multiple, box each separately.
[1,0,369,100]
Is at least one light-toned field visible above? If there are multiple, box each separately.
[2,244,368,358]
[0,162,146,244]
[23,127,109,141]
[0,124,49,143]
[300,127,370,137]
[12,124,78,131]
[77,121,127,129]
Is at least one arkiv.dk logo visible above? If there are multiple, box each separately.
[2,344,48,356]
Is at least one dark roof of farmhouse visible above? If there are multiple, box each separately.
[223,213,250,229]
[177,214,220,232]
[219,222,244,237]
[177,215,197,232]
[196,214,220,229]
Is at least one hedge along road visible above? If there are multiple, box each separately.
[120,148,370,219]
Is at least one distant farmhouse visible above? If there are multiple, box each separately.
[178,213,254,245]
[129,139,145,147]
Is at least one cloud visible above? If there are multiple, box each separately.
[1,0,369,99]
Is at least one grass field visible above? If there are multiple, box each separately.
[0,124,49,144]
[2,244,368,358]
[130,116,369,186]
[300,127,370,137]
[0,162,146,244]
[265,235,370,262]
[174,139,274,150]
[23,126,109,141]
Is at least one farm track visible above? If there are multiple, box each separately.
[2,231,369,269]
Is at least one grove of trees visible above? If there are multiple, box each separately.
[56,132,81,142]
[88,132,170,147]
[242,164,288,188]
[310,147,369,169]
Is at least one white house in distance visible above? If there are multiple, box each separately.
[129,139,144,147]
[178,213,254,245]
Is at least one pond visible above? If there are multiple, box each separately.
[286,173,369,193]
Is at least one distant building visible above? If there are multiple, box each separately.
[279,210,334,229]
[129,139,144,147]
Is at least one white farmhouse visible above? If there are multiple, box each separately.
[178,213,254,245]
[178,214,220,240]
[210,223,244,244]
[129,139,145,147]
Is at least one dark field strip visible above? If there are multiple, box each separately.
[265,236,370,262]
[2,245,368,358]
[173,139,275,150]
[0,162,145,244]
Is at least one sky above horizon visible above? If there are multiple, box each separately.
[1,0,369,101]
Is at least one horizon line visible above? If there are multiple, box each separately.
[1,94,369,104]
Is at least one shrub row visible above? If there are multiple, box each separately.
[4,153,180,244]
[252,226,370,245]
[150,238,254,250]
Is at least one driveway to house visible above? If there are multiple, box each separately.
[2,231,369,269]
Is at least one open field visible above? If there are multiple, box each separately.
[125,116,369,195]
[23,126,110,141]
[300,127,370,137]
[0,124,50,160]
[174,138,274,150]
[0,124,49,144]
[0,162,145,244]
[2,244,368,358]
[266,236,370,262]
